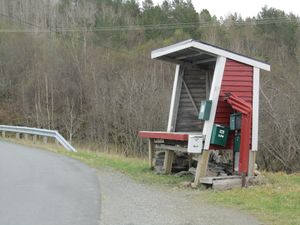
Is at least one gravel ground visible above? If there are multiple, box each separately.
[98,168,262,225]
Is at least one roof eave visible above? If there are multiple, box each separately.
[151,40,271,72]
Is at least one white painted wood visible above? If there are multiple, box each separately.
[252,67,260,151]
[151,39,270,71]
[202,56,226,150]
[167,65,183,132]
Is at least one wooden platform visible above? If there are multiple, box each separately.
[138,131,202,141]
[139,131,189,141]
[200,176,242,190]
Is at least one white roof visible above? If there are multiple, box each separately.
[151,39,270,71]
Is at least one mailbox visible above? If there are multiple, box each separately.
[198,100,212,120]
[210,124,229,146]
[230,113,242,130]
[187,135,203,153]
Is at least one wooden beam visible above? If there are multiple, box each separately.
[200,175,241,184]
[205,71,213,99]
[167,66,184,132]
[182,79,199,115]
[193,150,210,185]
[252,67,260,151]
[163,150,174,174]
[155,144,187,152]
[248,151,256,176]
[202,56,226,150]
[176,52,205,60]
[148,139,155,169]
[213,178,242,190]
[194,58,216,65]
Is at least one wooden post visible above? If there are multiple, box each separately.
[193,150,210,185]
[2,131,5,138]
[248,151,256,176]
[43,136,48,144]
[188,154,192,169]
[16,133,20,140]
[33,135,37,144]
[163,150,174,174]
[148,139,155,169]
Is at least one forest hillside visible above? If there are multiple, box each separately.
[0,0,299,172]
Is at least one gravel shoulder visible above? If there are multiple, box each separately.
[98,168,262,225]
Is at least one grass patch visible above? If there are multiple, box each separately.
[205,172,300,225]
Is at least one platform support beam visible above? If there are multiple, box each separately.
[148,139,155,169]
[163,150,174,174]
[193,150,210,185]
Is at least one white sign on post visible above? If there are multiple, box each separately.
[187,135,203,153]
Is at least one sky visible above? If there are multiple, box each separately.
[142,0,300,18]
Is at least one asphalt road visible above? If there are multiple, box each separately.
[0,141,101,225]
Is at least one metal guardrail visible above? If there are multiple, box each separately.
[0,125,76,152]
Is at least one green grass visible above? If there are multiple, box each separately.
[62,149,194,186]
[204,172,300,225]
[3,138,300,224]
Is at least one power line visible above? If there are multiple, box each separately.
[0,12,299,33]
[0,12,41,28]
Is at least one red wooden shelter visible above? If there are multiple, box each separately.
[139,39,270,186]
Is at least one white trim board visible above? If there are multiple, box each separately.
[151,39,270,71]
[202,56,226,150]
[167,65,183,132]
[251,67,260,151]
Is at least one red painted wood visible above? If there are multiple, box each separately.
[211,59,253,175]
[222,81,252,86]
[225,94,252,175]
[138,131,189,141]
[222,71,253,76]
[223,77,253,81]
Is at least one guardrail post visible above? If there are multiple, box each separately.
[24,134,28,140]
[16,133,20,140]
[33,135,37,144]
[43,136,48,144]
[2,131,5,138]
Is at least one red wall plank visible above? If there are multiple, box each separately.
[210,59,253,150]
